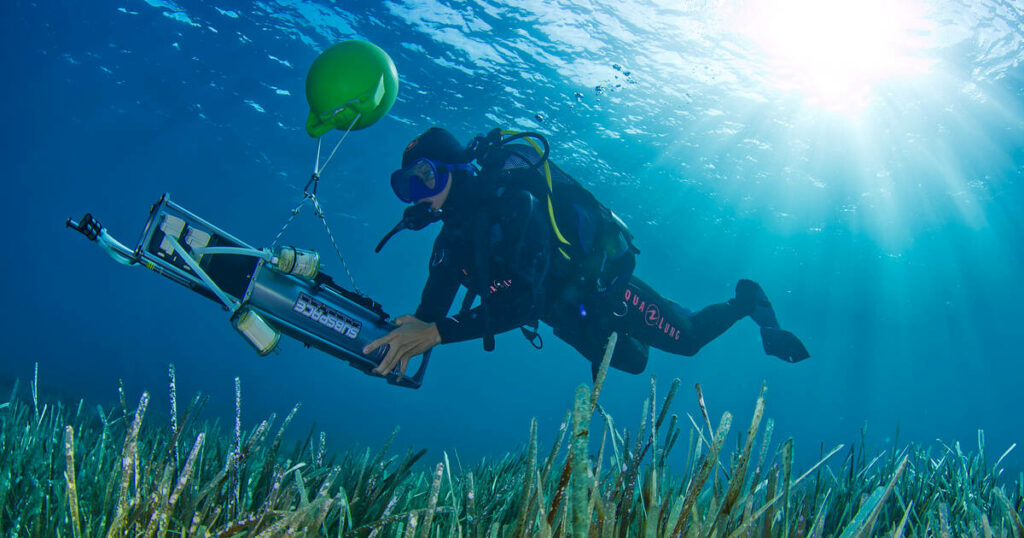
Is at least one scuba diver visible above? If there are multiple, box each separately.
[365,127,809,379]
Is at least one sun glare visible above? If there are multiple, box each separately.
[730,0,934,112]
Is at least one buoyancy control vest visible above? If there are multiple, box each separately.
[465,129,640,347]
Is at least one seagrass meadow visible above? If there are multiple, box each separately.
[2,338,1023,537]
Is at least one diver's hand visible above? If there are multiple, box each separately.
[364,315,441,377]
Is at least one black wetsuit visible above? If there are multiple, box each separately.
[413,178,749,375]
[413,186,549,345]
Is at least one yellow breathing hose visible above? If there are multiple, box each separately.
[500,130,572,259]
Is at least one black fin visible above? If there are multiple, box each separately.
[760,327,810,363]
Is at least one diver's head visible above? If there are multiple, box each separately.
[391,127,474,209]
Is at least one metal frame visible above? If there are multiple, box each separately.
[70,193,430,389]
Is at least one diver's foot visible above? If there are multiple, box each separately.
[734,279,779,328]
[734,280,810,362]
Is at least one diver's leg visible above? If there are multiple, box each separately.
[606,335,649,375]
[616,277,746,356]
[607,277,810,362]
[683,302,748,354]
[614,276,774,356]
[552,317,650,378]
[615,277,809,361]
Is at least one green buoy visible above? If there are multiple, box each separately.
[304,40,399,137]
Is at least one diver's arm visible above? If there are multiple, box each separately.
[413,230,465,323]
[364,232,462,375]
[366,314,440,376]
[434,282,536,343]
[413,265,462,323]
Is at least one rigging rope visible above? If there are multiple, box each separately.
[271,112,364,294]
[316,113,360,176]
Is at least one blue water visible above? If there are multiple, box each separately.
[4,0,1023,474]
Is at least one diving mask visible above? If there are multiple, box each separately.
[390,158,472,203]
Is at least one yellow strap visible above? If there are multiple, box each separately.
[502,130,572,248]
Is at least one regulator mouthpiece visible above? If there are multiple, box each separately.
[375,204,442,253]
